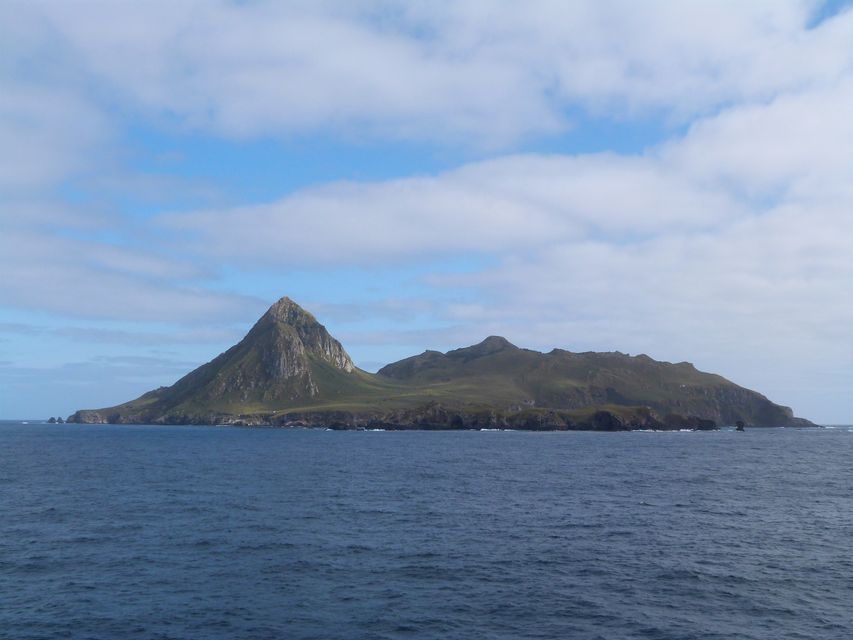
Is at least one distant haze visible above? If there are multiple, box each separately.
[1,1,852,423]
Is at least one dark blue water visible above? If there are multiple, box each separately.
[0,423,850,640]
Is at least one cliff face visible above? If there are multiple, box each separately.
[68,297,813,429]
[262,297,355,373]
[167,297,355,405]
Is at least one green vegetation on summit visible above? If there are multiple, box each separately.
[68,296,813,430]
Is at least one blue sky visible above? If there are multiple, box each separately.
[2,0,853,422]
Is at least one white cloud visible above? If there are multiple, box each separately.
[160,152,745,265]
[11,0,852,145]
[3,0,851,196]
[0,322,242,347]
[0,226,264,323]
[0,86,110,193]
[665,79,853,201]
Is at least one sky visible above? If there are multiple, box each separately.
[2,0,853,423]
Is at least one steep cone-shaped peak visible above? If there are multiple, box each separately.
[264,296,317,325]
[115,294,358,410]
[252,296,355,373]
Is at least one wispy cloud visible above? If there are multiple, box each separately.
[0,322,242,347]
[0,226,265,322]
[159,152,746,266]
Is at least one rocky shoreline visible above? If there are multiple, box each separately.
[67,405,720,432]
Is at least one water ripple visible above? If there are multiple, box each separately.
[0,423,850,639]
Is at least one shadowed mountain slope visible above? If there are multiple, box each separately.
[69,297,813,429]
[378,337,800,427]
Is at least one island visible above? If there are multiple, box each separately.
[68,296,814,430]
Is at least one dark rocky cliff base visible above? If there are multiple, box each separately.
[71,404,721,431]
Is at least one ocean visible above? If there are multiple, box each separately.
[0,422,850,639]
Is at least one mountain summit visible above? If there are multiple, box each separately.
[170,295,355,404]
[259,296,355,374]
[69,296,814,430]
[71,297,360,423]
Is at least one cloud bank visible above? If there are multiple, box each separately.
[8,1,853,144]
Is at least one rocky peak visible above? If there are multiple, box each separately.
[256,296,354,373]
[449,335,518,359]
[264,296,316,325]
[478,335,516,351]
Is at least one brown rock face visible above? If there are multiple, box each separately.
[263,297,354,373]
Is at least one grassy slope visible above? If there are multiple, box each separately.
[375,346,738,407]
[103,350,740,411]
[79,338,798,427]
